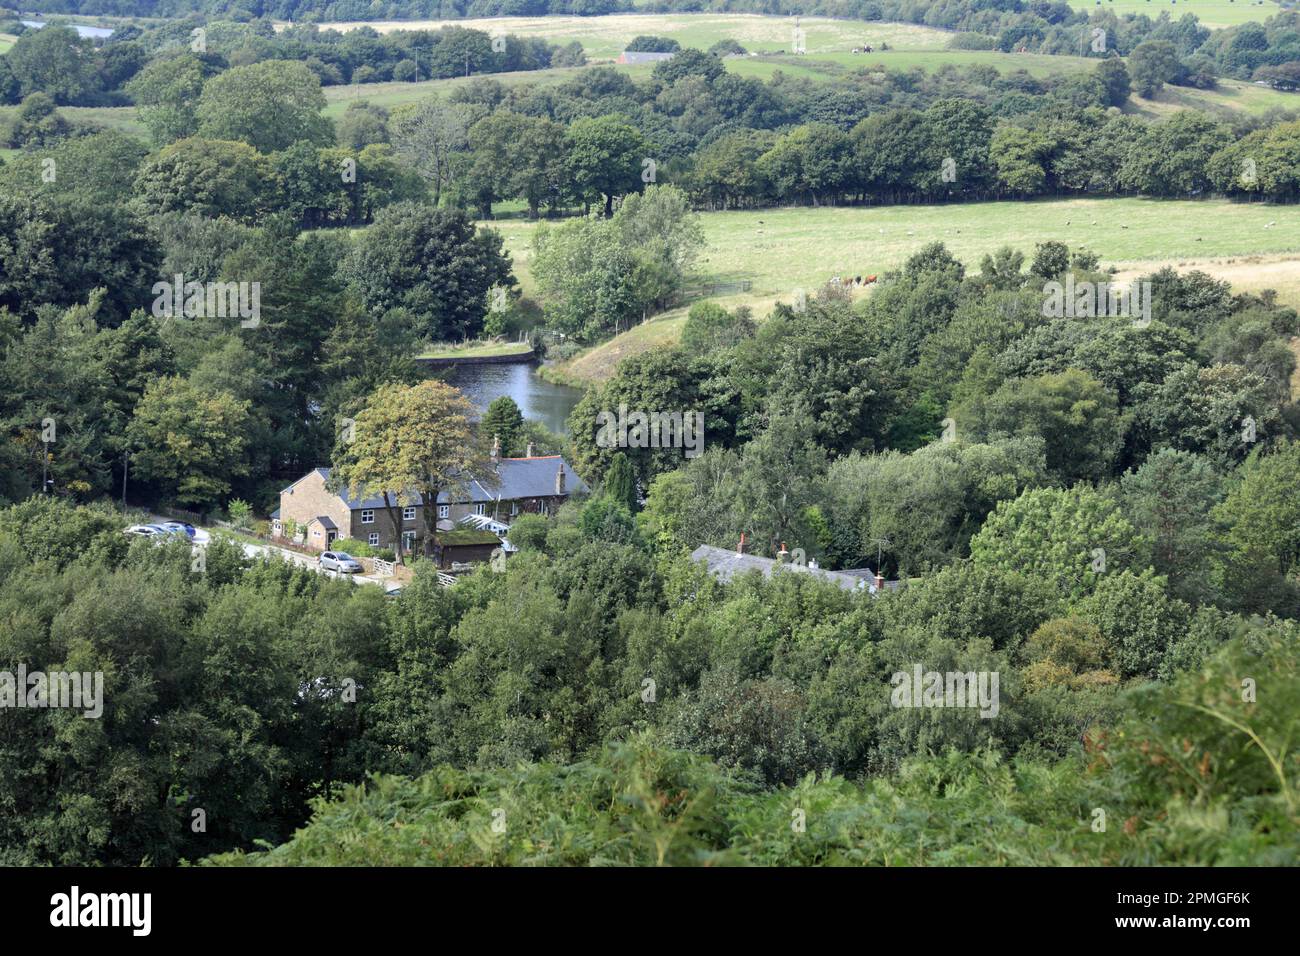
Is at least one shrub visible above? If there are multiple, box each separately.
[227,498,253,529]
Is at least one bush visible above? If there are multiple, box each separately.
[227,498,253,529]
[332,537,377,557]
[507,513,549,552]
[708,39,746,56]
[626,35,680,53]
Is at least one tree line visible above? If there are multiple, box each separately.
[0,17,580,107]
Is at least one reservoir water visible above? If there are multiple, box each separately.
[436,362,584,436]
[21,21,115,38]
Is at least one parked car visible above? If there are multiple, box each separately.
[159,520,197,539]
[319,551,363,574]
[125,523,188,540]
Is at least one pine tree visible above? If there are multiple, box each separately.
[481,395,524,456]
[604,452,638,514]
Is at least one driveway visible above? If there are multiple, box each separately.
[232,539,394,589]
[159,516,399,592]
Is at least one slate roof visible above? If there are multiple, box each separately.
[313,515,337,530]
[690,545,884,594]
[284,458,587,510]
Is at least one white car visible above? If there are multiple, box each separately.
[319,551,364,574]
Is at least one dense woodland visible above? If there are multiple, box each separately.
[0,3,1298,867]
[3,244,1299,865]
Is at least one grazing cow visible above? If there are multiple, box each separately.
[864,274,878,284]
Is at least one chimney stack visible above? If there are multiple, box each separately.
[874,572,885,592]
[777,541,790,564]
[490,434,500,464]
[736,532,746,555]
[555,463,566,496]
[526,441,537,458]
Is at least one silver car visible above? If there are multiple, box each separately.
[319,551,363,574]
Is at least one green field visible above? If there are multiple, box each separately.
[311,13,954,59]
[0,34,15,54]
[0,103,149,141]
[509,198,1300,383]
[312,12,1296,117]
[1066,0,1288,28]
[1133,76,1300,117]
[321,63,655,116]
[19,11,1287,133]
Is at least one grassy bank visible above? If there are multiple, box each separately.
[417,340,535,360]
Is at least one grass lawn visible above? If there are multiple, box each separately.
[1065,0,1288,28]
[0,34,15,54]
[521,197,1300,384]
[418,340,535,359]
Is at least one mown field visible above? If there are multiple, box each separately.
[1065,0,1288,28]
[0,34,15,54]
[506,198,1300,383]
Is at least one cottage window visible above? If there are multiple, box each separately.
[402,531,416,550]
[361,509,375,524]
[472,503,486,516]
[403,506,417,522]
[438,505,449,519]
[368,533,380,546]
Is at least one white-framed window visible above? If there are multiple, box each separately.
[368,533,380,546]
[403,506,417,522]
[437,505,449,519]
[510,502,519,515]
[360,509,375,524]
[402,531,416,550]
[472,503,486,516]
